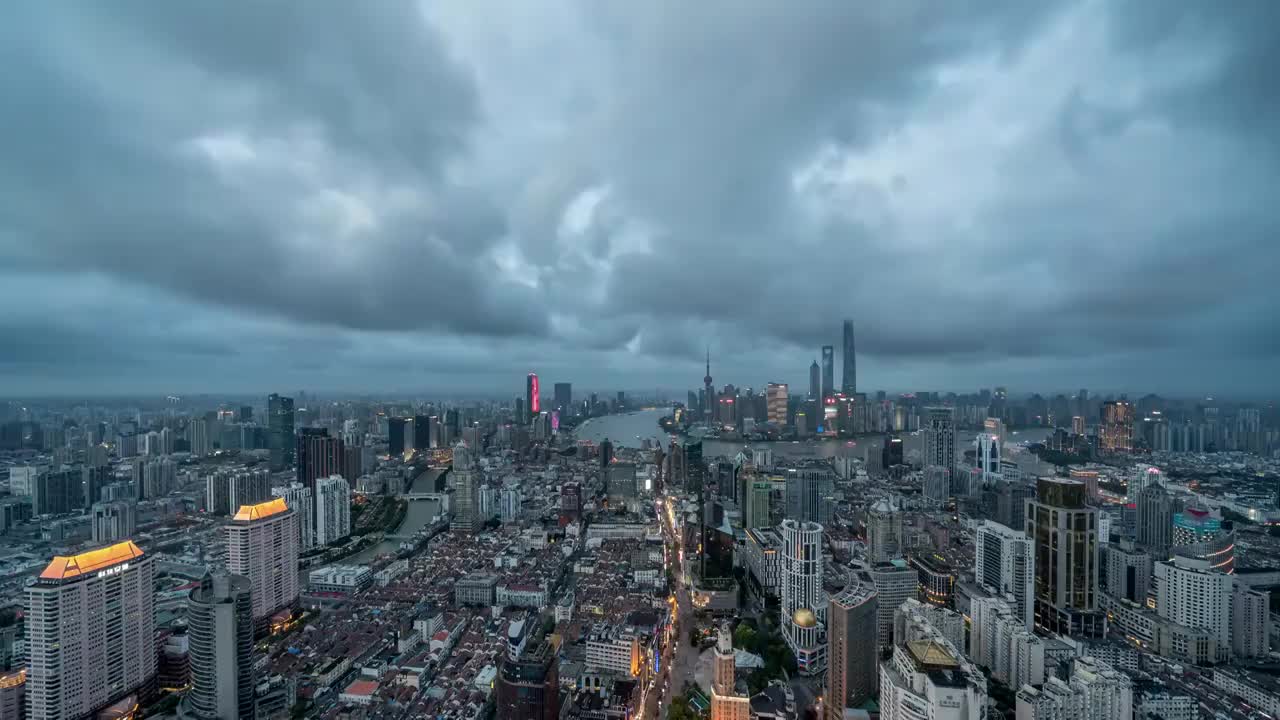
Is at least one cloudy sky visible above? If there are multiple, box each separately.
[2,1,1277,398]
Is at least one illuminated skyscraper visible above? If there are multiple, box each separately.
[226,498,300,623]
[526,373,540,423]
[1026,478,1104,637]
[26,541,156,719]
[766,383,788,425]
[267,393,295,471]
[820,346,834,401]
[841,319,856,395]
[1100,400,1134,453]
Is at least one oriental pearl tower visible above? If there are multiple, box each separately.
[703,347,715,420]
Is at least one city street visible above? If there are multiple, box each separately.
[642,494,703,720]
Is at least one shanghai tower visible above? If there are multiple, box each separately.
[841,319,856,394]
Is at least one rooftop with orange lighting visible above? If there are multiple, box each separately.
[39,540,145,582]
[233,497,290,522]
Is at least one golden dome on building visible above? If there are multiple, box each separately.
[792,608,817,628]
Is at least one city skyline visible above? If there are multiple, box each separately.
[2,4,1279,396]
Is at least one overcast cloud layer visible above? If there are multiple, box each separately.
[2,1,1278,397]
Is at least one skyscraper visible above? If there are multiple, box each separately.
[841,319,857,395]
[226,498,300,624]
[553,383,572,413]
[267,394,295,471]
[923,407,958,486]
[820,345,834,401]
[314,475,351,546]
[91,501,137,544]
[296,428,343,507]
[866,498,903,563]
[974,520,1035,631]
[1136,483,1179,561]
[496,638,560,720]
[1026,478,1104,637]
[26,541,156,719]
[387,417,408,456]
[809,359,821,401]
[451,441,480,533]
[780,519,826,675]
[826,577,878,719]
[1100,400,1134,453]
[766,383,788,425]
[182,575,256,720]
[1154,555,1233,662]
[272,482,314,551]
[1105,539,1152,605]
[526,373,540,423]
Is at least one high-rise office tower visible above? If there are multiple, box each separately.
[183,575,256,720]
[1154,555,1233,662]
[809,360,821,401]
[780,519,826,675]
[314,475,351,546]
[976,432,1001,484]
[296,429,343,527]
[841,319,857,395]
[867,561,918,652]
[32,468,81,515]
[923,407,958,486]
[526,373,540,423]
[1136,483,1179,561]
[766,383,788,425]
[387,417,408,456]
[553,383,572,413]
[91,501,137,544]
[1128,466,1163,502]
[1106,539,1152,605]
[974,520,1035,631]
[882,436,905,472]
[866,498,903,563]
[1100,400,1134,453]
[26,541,156,719]
[267,394,295,471]
[784,469,830,524]
[922,465,949,506]
[1071,415,1086,435]
[826,577,878,719]
[820,346,834,401]
[226,498,300,624]
[496,638,559,720]
[272,483,314,551]
[451,441,480,533]
[743,479,771,529]
[1026,478,1104,637]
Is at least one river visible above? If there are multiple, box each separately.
[573,408,1054,460]
[347,468,442,564]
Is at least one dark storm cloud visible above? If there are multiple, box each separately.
[2,0,1279,394]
